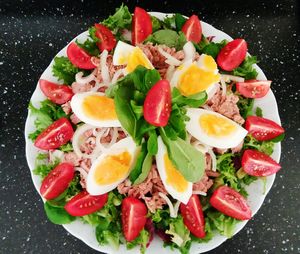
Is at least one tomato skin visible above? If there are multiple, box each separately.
[180,195,206,238]
[40,163,74,200]
[94,24,117,51]
[34,118,74,150]
[65,191,108,216]
[181,15,202,43]
[217,39,248,71]
[242,149,281,176]
[245,116,284,141]
[210,186,252,220]
[39,79,74,104]
[143,80,172,127]
[122,197,147,242]
[236,80,271,99]
[66,42,96,69]
[132,7,152,46]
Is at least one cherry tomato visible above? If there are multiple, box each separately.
[122,197,147,242]
[181,15,202,43]
[236,80,271,99]
[132,7,152,45]
[180,195,206,238]
[34,118,74,150]
[245,116,284,141]
[210,186,252,220]
[66,42,96,69]
[64,191,108,216]
[39,79,74,104]
[242,149,281,176]
[217,39,248,71]
[40,163,74,200]
[94,23,117,51]
[143,80,172,127]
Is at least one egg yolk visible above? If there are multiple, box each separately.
[126,48,153,73]
[178,63,220,96]
[82,95,117,120]
[202,55,218,72]
[199,114,237,137]
[94,151,131,185]
[163,153,188,193]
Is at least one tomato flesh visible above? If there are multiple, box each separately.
[122,197,147,242]
[67,42,96,69]
[40,163,74,200]
[180,195,206,238]
[210,186,252,220]
[242,149,281,176]
[39,79,74,104]
[34,118,74,150]
[65,191,108,216]
[94,23,117,51]
[245,116,284,141]
[132,7,152,45]
[217,39,248,71]
[236,80,271,98]
[181,15,202,43]
[143,80,172,127]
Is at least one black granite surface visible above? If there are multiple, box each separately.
[0,0,299,253]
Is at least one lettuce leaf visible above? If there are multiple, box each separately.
[52,56,80,85]
[232,56,258,80]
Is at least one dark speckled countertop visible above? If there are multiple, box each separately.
[0,0,299,253]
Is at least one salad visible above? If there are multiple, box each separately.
[27,5,285,254]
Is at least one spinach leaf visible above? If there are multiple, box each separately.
[52,56,80,85]
[167,104,188,140]
[129,142,147,183]
[135,119,157,142]
[130,100,143,120]
[196,39,227,59]
[133,152,153,185]
[131,66,160,93]
[147,131,158,155]
[175,13,187,31]
[232,56,258,80]
[159,128,205,182]
[162,15,176,29]
[76,38,100,56]
[151,16,162,32]
[255,106,263,117]
[172,87,207,107]
[44,201,75,225]
[237,96,254,119]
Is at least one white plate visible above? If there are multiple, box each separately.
[24,12,281,254]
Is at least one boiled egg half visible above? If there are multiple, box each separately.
[113,41,154,74]
[156,137,192,204]
[170,54,220,98]
[186,108,248,149]
[70,91,121,127]
[87,136,138,195]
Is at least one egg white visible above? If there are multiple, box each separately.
[86,136,138,195]
[156,137,192,205]
[186,108,248,149]
[70,91,121,128]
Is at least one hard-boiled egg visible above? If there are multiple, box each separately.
[87,136,138,195]
[70,91,121,127]
[156,137,192,204]
[186,108,248,149]
[113,41,154,74]
[170,54,220,98]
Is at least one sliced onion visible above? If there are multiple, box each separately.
[220,77,227,98]
[183,41,196,62]
[173,201,181,218]
[100,50,110,84]
[111,69,125,84]
[192,191,207,196]
[158,47,182,66]
[192,140,208,154]
[72,124,95,158]
[221,74,245,83]
[90,82,106,92]
[49,150,64,163]
[158,192,176,218]
[203,144,217,172]
[107,127,119,148]
[122,29,132,42]
[75,71,96,85]
[75,166,88,179]
[166,65,175,82]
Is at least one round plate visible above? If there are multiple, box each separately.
[25,12,281,254]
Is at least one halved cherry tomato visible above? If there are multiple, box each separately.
[40,163,74,200]
[217,39,247,71]
[121,197,147,242]
[65,191,108,216]
[66,42,96,69]
[236,80,271,98]
[39,79,74,104]
[245,116,284,141]
[132,7,152,46]
[180,195,206,238]
[34,118,74,150]
[181,15,202,43]
[94,23,117,51]
[242,149,281,176]
[210,186,252,220]
[143,80,172,127]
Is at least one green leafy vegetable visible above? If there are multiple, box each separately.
[33,159,58,179]
[196,38,227,59]
[129,142,148,183]
[151,16,162,32]
[133,153,153,185]
[162,15,176,29]
[126,229,149,254]
[271,133,285,143]
[76,38,100,56]
[255,107,263,117]
[174,13,187,31]
[172,87,207,108]
[232,56,258,80]
[166,104,188,140]
[52,56,80,85]
[130,100,143,119]
[59,142,73,152]
[160,128,205,182]
[237,96,254,119]
[166,216,190,250]
[243,135,274,155]
[44,201,75,225]
[147,131,158,155]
